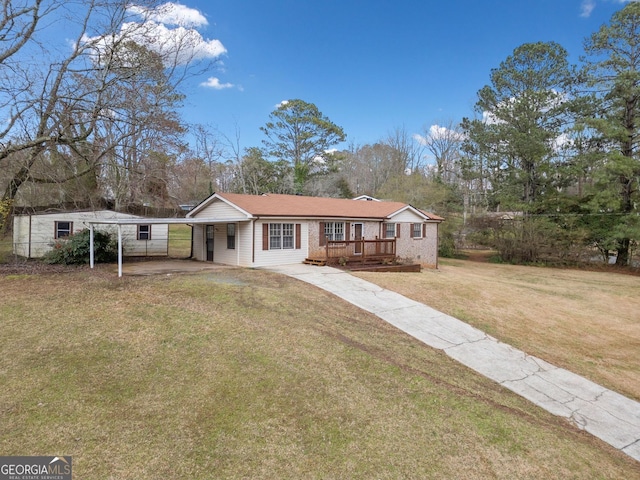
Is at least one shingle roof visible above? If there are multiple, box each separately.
[210,193,443,221]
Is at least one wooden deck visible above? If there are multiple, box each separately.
[303,238,421,272]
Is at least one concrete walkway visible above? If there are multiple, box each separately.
[267,264,640,463]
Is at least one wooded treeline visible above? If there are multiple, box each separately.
[1,2,638,266]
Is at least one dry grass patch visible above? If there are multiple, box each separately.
[353,258,640,401]
[0,267,638,479]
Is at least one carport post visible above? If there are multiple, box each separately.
[89,224,94,268]
[117,224,123,278]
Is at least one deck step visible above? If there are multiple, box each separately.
[303,258,327,266]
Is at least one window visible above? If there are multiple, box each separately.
[137,224,151,240]
[384,222,396,239]
[227,223,236,249]
[324,222,344,242]
[55,221,72,239]
[411,223,422,238]
[269,223,281,249]
[269,223,294,249]
[282,223,294,249]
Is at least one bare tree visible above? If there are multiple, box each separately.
[385,126,425,175]
[419,121,465,183]
[0,0,223,211]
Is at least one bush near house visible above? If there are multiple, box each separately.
[43,229,117,265]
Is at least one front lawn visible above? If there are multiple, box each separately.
[0,267,637,478]
[355,258,640,401]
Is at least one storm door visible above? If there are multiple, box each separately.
[354,223,363,254]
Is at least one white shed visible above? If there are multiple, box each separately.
[13,210,169,258]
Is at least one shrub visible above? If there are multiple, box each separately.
[438,232,457,258]
[43,229,118,265]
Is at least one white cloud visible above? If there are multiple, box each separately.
[126,21,226,62]
[83,2,225,66]
[275,100,290,109]
[413,125,465,145]
[412,133,427,145]
[429,124,465,141]
[580,0,639,18]
[552,132,572,151]
[580,0,596,17]
[127,2,208,28]
[200,77,234,89]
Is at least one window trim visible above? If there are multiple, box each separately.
[324,222,345,244]
[383,222,396,239]
[411,223,423,239]
[54,221,73,239]
[137,224,151,241]
[268,222,295,250]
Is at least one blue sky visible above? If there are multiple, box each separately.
[105,1,638,155]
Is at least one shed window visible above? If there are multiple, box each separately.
[227,223,236,249]
[411,223,423,238]
[55,221,72,239]
[137,224,151,240]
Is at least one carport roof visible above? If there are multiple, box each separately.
[86,217,249,225]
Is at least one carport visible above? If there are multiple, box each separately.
[86,217,247,277]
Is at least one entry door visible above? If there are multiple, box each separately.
[206,225,214,261]
[354,223,363,254]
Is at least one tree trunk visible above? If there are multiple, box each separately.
[616,238,630,266]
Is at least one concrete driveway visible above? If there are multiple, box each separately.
[267,263,640,463]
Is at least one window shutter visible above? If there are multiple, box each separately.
[319,222,326,246]
[396,224,401,238]
[345,222,351,241]
[295,224,301,249]
[262,223,269,250]
[423,223,427,238]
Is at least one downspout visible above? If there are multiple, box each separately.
[436,222,440,270]
[189,224,193,259]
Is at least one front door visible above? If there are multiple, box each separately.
[354,223,363,254]
[206,225,214,261]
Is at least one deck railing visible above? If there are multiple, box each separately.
[325,238,396,264]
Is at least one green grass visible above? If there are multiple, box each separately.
[0,268,638,479]
[168,224,192,258]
